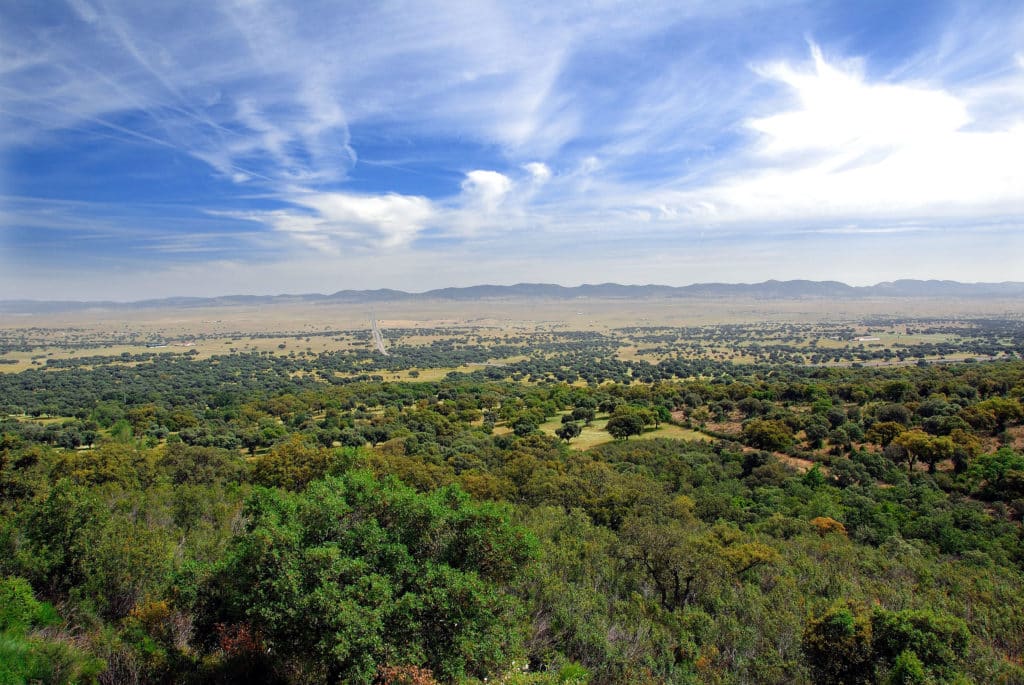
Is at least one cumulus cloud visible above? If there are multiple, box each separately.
[227,191,436,252]
[750,45,969,157]
[460,170,513,212]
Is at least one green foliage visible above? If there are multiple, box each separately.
[803,602,970,684]
[742,419,793,451]
[555,421,582,443]
[0,633,106,685]
[12,480,175,619]
[891,430,955,473]
[13,479,110,595]
[158,442,249,485]
[803,464,827,488]
[871,607,969,680]
[109,418,134,443]
[0,576,105,684]
[251,434,359,490]
[513,417,540,437]
[0,576,57,634]
[969,448,1024,500]
[605,413,644,440]
[3,339,1024,683]
[492,661,591,684]
[571,406,596,425]
[886,650,926,685]
[197,471,535,682]
[802,601,875,685]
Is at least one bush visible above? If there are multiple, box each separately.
[196,472,536,682]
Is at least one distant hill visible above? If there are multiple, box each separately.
[2,280,1023,314]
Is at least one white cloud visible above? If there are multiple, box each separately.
[223,166,539,253]
[0,0,719,178]
[227,191,436,252]
[523,162,551,184]
[0,0,356,185]
[66,0,100,24]
[750,45,969,157]
[460,170,513,212]
[641,45,1024,228]
[251,163,564,252]
[4,3,1024,299]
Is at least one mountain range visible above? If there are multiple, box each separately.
[2,280,1023,314]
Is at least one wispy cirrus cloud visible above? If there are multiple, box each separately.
[2,1,1024,298]
[2,0,355,185]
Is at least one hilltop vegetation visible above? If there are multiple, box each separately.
[1,317,1023,683]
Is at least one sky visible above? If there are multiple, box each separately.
[1,0,1023,300]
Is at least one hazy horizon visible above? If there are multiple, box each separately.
[2,1,1023,299]
[4,278,1024,306]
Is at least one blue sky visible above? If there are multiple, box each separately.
[1,0,1023,299]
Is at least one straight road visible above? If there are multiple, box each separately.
[370,317,388,355]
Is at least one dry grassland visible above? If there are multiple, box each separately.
[2,296,1020,373]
